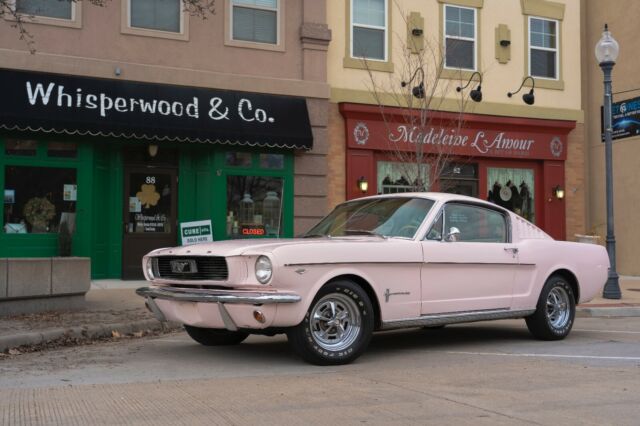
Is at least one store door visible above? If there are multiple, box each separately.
[122,168,177,279]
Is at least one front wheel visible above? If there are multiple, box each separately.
[287,280,374,365]
[525,275,576,340]
[184,325,249,346]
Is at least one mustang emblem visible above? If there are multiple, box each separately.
[170,259,198,274]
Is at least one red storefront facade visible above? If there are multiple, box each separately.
[340,103,576,241]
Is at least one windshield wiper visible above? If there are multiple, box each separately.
[302,233,330,238]
[343,229,386,238]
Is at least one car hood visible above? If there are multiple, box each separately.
[148,237,396,257]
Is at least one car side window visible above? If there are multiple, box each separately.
[443,203,507,243]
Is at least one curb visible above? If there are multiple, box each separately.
[576,306,640,318]
[0,319,181,353]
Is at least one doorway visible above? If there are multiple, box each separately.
[122,167,177,279]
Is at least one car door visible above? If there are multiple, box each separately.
[420,202,517,315]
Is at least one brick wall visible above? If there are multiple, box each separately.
[564,123,587,240]
[326,102,346,210]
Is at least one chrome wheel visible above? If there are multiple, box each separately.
[546,286,570,329]
[309,293,362,351]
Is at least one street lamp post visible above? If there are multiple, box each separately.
[595,24,621,299]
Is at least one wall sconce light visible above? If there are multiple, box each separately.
[508,76,535,105]
[411,28,423,37]
[553,185,565,200]
[456,71,483,102]
[401,68,425,99]
[357,176,369,194]
[148,144,159,158]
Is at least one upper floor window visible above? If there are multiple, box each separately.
[351,0,387,61]
[15,0,72,20]
[444,5,476,70]
[231,0,278,44]
[129,0,181,33]
[529,17,558,79]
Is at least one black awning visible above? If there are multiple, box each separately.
[0,69,313,150]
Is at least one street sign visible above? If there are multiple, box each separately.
[601,95,640,141]
[180,220,213,245]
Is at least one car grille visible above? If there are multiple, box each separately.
[154,256,228,281]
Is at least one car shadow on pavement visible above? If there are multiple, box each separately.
[366,323,532,356]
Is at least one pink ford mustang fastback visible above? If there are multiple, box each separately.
[137,193,609,365]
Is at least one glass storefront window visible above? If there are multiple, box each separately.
[3,166,77,234]
[127,172,173,233]
[225,152,252,167]
[226,175,284,238]
[259,153,284,169]
[48,142,77,158]
[377,161,430,194]
[5,139,37,156]
[487,167,535,223]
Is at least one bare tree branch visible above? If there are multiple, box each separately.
[357,1,480,195]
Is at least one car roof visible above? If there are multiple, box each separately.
[350,192,498,207]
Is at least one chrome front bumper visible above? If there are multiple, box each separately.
[136,286,301,331]
[136,286,301,304]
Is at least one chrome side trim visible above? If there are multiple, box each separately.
[284,261,422,267]
[381,308,536,330]
[136,286,301,304]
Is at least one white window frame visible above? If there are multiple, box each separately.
[230,0,280,46]
[350,0,388,62]
[6,0,81,29]
[121,0,188,41]
[528,16,559,80]
[443,4,477,71]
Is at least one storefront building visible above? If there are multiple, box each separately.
[582,0,640,275]
[340,104,574,240]
[0,0,331,279]
[327,0,586,241]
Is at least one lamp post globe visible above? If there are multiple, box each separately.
[596,24,622,299]
[595,24,619,65]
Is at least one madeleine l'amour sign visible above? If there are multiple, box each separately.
[344,105,576,161]
[180,220,213,245]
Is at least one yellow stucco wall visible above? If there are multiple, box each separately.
[327,0,582,120]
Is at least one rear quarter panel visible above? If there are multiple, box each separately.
[512,239,609,310]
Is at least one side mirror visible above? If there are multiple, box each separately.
[445,227,461,242]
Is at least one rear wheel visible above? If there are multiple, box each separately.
[184,325,249,346]
[287,280,374,365]
[525,275,576,340]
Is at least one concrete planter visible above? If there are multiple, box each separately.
[0,257,91,316]
[575,234,601,245]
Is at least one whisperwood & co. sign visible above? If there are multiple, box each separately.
[0,69,312,150]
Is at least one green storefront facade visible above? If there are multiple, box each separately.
[0,69,311,279]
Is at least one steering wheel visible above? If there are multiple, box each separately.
[397,224,419,237]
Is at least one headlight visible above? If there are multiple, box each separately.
[145,257,155,280]
[255,256,272,284]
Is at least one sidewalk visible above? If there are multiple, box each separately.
[1,277,640,354]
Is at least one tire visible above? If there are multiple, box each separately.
[184,325,249,346]
[525,275,576,340]
[287,280,374,365]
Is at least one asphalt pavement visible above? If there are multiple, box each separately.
[1,277,639,353]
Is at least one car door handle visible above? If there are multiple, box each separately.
[504,247,519,254]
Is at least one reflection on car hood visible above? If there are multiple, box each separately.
[149,237,394,257]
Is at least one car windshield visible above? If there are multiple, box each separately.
[305,197,435,239]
